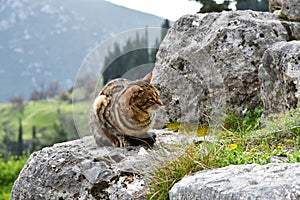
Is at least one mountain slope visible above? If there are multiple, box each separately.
[0,0,163,102]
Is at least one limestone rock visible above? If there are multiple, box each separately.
[169,163,300,200]
[281,21,300,40]
[259,41,300,116]
[11,129,212,200]
[269,0,300,40]
[11,136,148,200]
[281,0,300,22]
[11,130,299,200]
[152,11,288,125]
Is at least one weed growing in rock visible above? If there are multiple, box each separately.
[146,144,208,200]
[223,106,263,132]
[147,106,299,200]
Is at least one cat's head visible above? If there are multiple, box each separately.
[127,73,163,112]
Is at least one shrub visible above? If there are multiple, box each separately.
[0,156,28,200]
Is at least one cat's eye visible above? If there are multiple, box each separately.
[149,98,157,104]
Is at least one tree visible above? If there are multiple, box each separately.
[149,19,171,64]
[30,90,45,101]
[193,0,269,13]
[17,118,23,156]
[195,0,232,13]
[2,126,17,158]
[161,19,170,41]
[102,31,150,84]
[30,81,61,101]
[37,110,78,149]
[46,81,59,98]
[102,19,172,84]
[8,94,24,114]
[31,125,37,152]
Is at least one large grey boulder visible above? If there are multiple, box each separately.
[10,129,210,200]
[11,136,149,200]
[169,163,300,200]
[259,41,300,116]
[152,11,289,125]
[281,0,300,22]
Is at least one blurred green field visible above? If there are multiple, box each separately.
[0,99,90,199]
[0,100,89,141]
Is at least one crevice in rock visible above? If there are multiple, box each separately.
[273,28,279,37]
[286,78,298,109]
[91,181,110,200]
[281,21,297,41]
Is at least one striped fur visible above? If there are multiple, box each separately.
[89,73,163,147]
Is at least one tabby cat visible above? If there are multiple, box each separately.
[89,73,163,147]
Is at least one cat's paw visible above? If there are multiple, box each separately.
[93,95,108,117]
[94,134,113,147]
[121,134,156,147]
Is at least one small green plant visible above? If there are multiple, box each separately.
[0,155,28,200]
[146,144,208,200]
[147,138,299,200]
[147,106,299,200]
[223,106,263,132]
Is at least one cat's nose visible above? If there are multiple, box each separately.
[156,99,163,106]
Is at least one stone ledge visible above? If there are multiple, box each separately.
[11,129,212,200]
[170,163,300,200]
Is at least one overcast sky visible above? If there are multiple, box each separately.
[105,0,202,21]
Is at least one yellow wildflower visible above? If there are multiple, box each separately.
[277,145,281,150]
[230,143,238,150]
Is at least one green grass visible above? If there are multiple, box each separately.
[0,100,88,140]
[0,98,91,199]
[0,99,90,199]
[147,106,300,200]
[0,155,29,200]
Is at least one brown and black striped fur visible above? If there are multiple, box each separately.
[89,73,163,147]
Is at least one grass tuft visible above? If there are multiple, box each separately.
[147,106,300,200]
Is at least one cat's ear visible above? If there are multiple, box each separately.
[130,85,143,96]
[142,73,152,83]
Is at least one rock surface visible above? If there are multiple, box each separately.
[11,129,209,200]
[12,131,299,200]
[281,0,300,22]
[281,21,300,40]
[259,41,300,116]
[169,163,300,200]
[12,128,299,200]
[152,11,289,125]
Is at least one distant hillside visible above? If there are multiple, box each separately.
[0,100,77,140]
[0,99,88,157]
[0,0,164,102]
